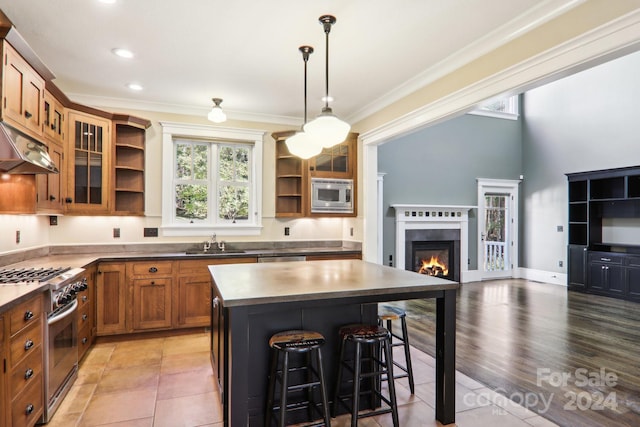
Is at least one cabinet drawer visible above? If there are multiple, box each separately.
[10,320,42,366]
[77,288,91,309]
[78,302,94,330]
[10,343,42,397]
[11,371,43,427]
[9,294,43,336]
[588,253,624,265]
[130,261,173,276]
[177,260,212,275]
[78,322,94,361]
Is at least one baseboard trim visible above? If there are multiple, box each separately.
[516,268,567,286]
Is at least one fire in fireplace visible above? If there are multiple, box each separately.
[411,240,456,281]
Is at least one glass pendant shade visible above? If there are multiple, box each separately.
[303,108,351,148]
[285,131,323,159]
[208,98,227,123]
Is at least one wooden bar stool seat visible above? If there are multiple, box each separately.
[379,304,415,394]
[332,324,399,427]
[266,330,331,426]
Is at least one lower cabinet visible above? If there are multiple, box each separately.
[96,263,127,335]
[587,253,626,296]
[6,293,45,427]
[567,245,587,290]
[577,250,640,302]
[78,265,96,360]
[129,261,173,331]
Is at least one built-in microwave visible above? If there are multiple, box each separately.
[311,178,353,213]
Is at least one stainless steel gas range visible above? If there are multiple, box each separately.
[0,266,87,423]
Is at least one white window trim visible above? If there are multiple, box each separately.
[468,95,519,120]
[160,121,264,236]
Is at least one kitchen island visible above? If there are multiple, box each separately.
[209,259,458,426]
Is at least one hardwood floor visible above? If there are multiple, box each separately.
[389,279,640,427]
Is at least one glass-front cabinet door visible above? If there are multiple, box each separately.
[66,111,111,213]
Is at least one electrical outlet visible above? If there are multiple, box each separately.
[113,228,121,238]
[49,216,58,226]
[558,260,563,267]
[284,227,290,236]
[16,230,20,244]
[350,227,354,236]
[143,227,158,237]
[557,225,563,232]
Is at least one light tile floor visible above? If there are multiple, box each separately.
[47,332,559,427]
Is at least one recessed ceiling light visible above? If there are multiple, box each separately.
[98,0,117,4]
[127,83,143,91]
[112,48,134,59]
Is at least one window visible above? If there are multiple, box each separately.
[161,122,264,236]
[468,95,519,120]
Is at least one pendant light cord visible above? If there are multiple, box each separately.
[300,46,313,124]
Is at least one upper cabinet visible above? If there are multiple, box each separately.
[65,111,111,214]
[308,133,357,180]
[1,41,44,138]
[112,118,146,215]
[42,89,65,145]
[273,131,357,217]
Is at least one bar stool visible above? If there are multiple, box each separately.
[378,304,415,394]
[265,330,331,427]
[332,324,399,427]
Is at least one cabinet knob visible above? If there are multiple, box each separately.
[82,314,88,321]
[23,310,34,321]
[24,368,34,380]
[25,404,34,415]
[149,267,158,273]
[24,110,32,119]
[212,296,219,308]
[24,339,34,351]
[82,295,88,302]
[65,197,73,203]
[49,195,56,201]
[82,337,88,344]
[150,281,155,285]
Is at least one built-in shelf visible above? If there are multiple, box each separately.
[113,122,145,215]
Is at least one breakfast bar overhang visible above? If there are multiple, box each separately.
[209,259,458,426]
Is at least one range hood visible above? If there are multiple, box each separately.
[0,123,59,174]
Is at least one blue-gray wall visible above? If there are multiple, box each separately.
[379,48,640,276]
[378,113,523,269]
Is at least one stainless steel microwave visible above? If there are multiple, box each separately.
[311,178,353,213]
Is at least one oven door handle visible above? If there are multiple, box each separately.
[48,299,78,325]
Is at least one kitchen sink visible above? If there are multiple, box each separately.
[185,249,246,255]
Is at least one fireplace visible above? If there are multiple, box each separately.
[412,240,455,279]
[405,229,459,282]
[393,204,474,283]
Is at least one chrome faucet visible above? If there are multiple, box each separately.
[203,233,217,252]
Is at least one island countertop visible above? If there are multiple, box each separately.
[209,259,458,307]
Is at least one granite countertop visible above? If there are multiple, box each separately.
[0,243,361,312]
[209,259,458,307]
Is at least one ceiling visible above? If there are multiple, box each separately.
[0,0,582,125]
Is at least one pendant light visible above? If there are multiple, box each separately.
[286,46,323,159]
[303,15,350,148]
[208,98,227,123]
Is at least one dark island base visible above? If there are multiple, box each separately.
[221,300,379,426]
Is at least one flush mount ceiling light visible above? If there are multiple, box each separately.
[286,46,323,159]
[112,48,134,59]
[208,98,227,123]
[303,15,350,149]
[127,83,143,91]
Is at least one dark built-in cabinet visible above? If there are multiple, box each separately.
[567,166,640,302]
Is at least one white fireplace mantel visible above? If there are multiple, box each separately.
[392,204,476,283]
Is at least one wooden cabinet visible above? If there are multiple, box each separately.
[42,89,65,145]
[66,111,111,213]
[6,293,44,427]
[567,166,640,301]
[36,140,64,213]
[588,252,626,296]
[96,263,127,335]
[128,261,173,331]
[175,258,257,329]
[306,253,362,261]
[274,131,307,217]
[113,119,146,215]
[1,41,45,138]
[273,131,357,217]
[78,265,96,361]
